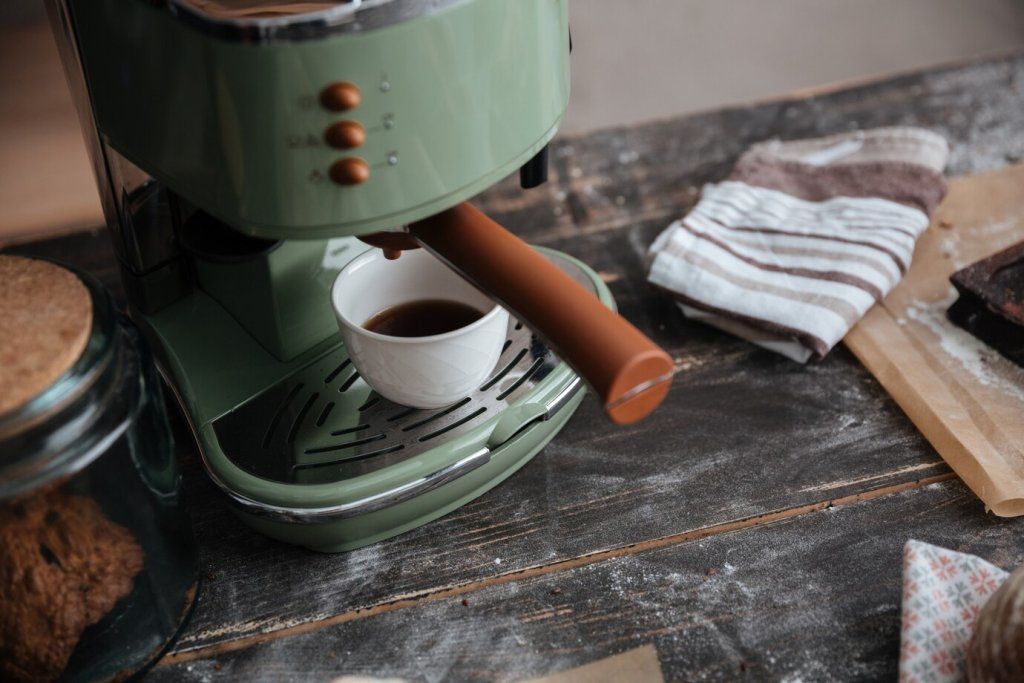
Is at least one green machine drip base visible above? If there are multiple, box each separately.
[142,247,612,552]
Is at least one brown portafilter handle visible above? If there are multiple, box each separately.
[408,202,674,424]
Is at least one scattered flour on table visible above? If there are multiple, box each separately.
[902,292,1024,403]
[967,216,1019,239]
[628,226,652,263]
[937,234,967,270]
[618,149,640,165]
[936,216,1020,270]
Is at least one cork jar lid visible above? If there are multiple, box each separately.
[0,255,93,415]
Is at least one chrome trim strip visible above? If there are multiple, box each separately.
[233,447,493,523]
[158,362,583,523]
[544,375,582,419]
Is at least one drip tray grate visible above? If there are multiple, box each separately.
[212,253,596,485]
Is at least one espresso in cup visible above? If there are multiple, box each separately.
[332,249,509,409]
[363,300,485,338]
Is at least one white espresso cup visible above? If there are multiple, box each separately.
[331,248,510,409]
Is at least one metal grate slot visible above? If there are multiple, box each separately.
[315,402,335,427]
[418,408,487,442]
[496,357,545,401]
[287,392,319,444]
[262,383,303,449]
[304,433,387,455]
[400,397,472,432]
[330,423,369,437]
[358,395,380,411]
[324,359,351,384]
[292,444,405,472]
[480,348,528,391]
[338,371,361,393]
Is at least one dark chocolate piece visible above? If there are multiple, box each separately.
[948,241,1024,367]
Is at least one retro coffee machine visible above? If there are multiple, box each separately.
[46,0,674,551]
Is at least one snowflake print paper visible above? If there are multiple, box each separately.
[899,540,1009,683]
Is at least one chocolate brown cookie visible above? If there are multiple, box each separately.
[0,490,144,682]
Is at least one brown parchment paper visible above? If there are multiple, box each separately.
[845,164,1024,516]
[521,645,664,683]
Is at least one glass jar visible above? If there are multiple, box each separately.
[0,262,198,682]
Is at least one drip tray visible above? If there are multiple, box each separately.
[213,320,558,485]
[211,252,599,487]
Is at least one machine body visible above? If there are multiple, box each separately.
[67,0,569,238]
[47,0,670,551]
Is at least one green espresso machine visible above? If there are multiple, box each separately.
[46,0,673,551]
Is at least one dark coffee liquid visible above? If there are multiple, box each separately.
[363,300,485,337]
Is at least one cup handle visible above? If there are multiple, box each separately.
[408,202,674,424]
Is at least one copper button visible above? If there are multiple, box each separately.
[329,158,370,186]
[324,120,366,149]
[319,82,361,112]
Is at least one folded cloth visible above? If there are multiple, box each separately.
[647,127,950,362]
[900,540,1008,683]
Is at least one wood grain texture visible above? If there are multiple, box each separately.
[8,220,950,657]
[148,480,1024,682]
[496,51,1024,247]
[8,53,1024,680]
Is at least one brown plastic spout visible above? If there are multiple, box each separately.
[408,202,674,424]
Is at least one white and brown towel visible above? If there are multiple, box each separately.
[647,127,950,362]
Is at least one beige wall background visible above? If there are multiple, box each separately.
[564,0,1024,133]
[2,1,1024,240]
[3,1,1024,134]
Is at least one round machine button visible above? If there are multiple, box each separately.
[319,82,361,112]
[324,120,366,149]
[329,157,370,186]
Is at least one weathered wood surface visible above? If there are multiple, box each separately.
[10,221,948,656]
[8,52,1024,680]
[150,480,1024,682]
[493,50,1024,247]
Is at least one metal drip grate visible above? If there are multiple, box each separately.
[212,253,595,486]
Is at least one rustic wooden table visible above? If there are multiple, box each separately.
[10,52,1024,682]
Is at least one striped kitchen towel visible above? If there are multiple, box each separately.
[646,127,950,362]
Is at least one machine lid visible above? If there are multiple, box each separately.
[166,0,469,42]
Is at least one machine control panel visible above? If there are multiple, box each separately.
[313,74,400,188]
[318,81,372,185]
[324,120,366,150]
[329,157,370,186]
[319,81,362,112]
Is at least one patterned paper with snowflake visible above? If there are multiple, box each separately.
[899,540,1008,683]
